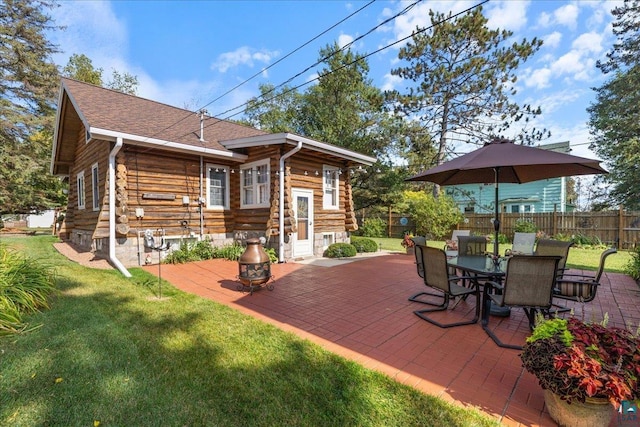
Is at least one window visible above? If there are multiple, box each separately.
[323,165,339,209]
[77,171,85,209]
[508,204,535,213]
[206,164,229,210]
[323,233,334,250]
[241,160,270,208]
[91,163,100,211]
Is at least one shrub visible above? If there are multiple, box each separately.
[514,219,537,234]
[350,236,378,253]
[324,243,357,258]
[397,191,462,239]
[212,243,245,261]
[164,241,201,264]
[360,218,386,238]
[264,247,278,263]
[624,245,640,280]
[0,244,57,335]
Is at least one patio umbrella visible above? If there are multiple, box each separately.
[407,139,608,256]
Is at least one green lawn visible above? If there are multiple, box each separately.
[0,236,498,427]
[370,237,631,274]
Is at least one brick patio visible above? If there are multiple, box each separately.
[144,251,640,426]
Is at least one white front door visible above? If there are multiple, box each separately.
[292,188,314,257]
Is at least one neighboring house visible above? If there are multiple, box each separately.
[51,78,376,275]
[444,141,574,215]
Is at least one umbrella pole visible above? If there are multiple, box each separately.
[494,167,500,257]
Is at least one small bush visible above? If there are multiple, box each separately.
[624,245,640,280]
[514,219,537,234]
[212,243,245,261]
[0,244,57,335]
[360,218,386,238]
[324,243,357,258]
[351,236,379,253]
[264,247,278,263]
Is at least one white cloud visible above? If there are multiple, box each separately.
[211,47,279,73]
[543,31,562,49]
[381,72,403,91]
[524,67,552,89]
[554,3,580,30]
[552,50,585,75]
[572,31,603,53]
[486,0,529,31]
[337,34,355,49]
[537,11,552,28]
[49,0,127,70]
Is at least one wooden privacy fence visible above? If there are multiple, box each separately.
[358,208,640,249]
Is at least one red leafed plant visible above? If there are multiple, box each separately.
[521,316,640,405]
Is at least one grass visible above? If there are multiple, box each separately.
[370,237,632,274]
[0,235,498,427]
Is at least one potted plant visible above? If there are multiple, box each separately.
[401,232,415,255]
[520,316,640,427]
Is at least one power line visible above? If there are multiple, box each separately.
[194,0,488,137]
[141,0,377,142]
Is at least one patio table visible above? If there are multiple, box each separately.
[447,255,510,316]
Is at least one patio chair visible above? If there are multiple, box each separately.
[444,229,470,254]
[508,232,536,255]
[534,239,574,275]
[410,236,427,279]
[553,248,617,304]
[412,245,480,328]
[457,235,488,256]
[481,255,562,350]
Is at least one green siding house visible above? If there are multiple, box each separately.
[445,142,575,214]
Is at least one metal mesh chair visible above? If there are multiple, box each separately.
[510,232,536,255]
[554,248,617,303]
[534,239,573,273]
[481,255,561,350]
[457,235,488,256]
[411,245,480,328]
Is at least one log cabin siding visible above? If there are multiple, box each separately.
[119,147,236,236]
[67,127,110,236]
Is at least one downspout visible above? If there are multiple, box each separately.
[278,141,303,263]
[109,137,132,277]
[199,156,204,237]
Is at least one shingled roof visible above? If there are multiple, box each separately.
[51,78,376,176]
[63,78,265,147]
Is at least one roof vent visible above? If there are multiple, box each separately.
[199,109,207,142]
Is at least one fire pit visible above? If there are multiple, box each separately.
[236,238,274,294]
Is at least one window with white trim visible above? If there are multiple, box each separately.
[77,171,85,209]
[91,163,100,211]
[241,160,270,208]
[323,165,339,209]
[206,164,229,210]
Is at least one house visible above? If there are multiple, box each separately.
[444,141,575,215]
[51,78,376,276]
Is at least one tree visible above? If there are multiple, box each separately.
[389,7,546,174]
[242,83,304,133]
[588,0,640,210]
[62,53,139,95]
[397,190,462,239]
[300,43,388,158]
[0,0,65,215]
[62,53,102,85]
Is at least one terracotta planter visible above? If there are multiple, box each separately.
[544,390,614,427]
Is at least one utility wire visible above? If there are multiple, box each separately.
[193,0,488,138]
[142,0,376,141]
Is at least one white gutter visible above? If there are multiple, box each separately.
[108,137,132,277]
[278,141,303,263]
[90,127,248,161]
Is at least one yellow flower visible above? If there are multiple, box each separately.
[54,377,63,383]
[94,421,100,426]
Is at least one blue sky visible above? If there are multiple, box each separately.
[48,0,622,161]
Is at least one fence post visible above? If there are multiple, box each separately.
[553,205,557,236]
[619,206,624,248]
[388,205,392,238]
